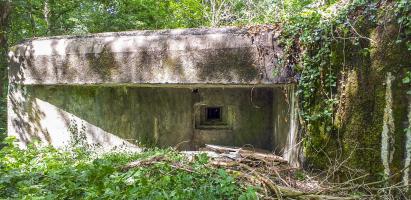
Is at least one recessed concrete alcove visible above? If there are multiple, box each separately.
[8,27,300,165]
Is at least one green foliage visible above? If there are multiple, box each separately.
[0,97,6,146]
[395,0,411,51]
[278,2,346,162]
[403,71,411,95]
[0,137,254,199]
[7,0,209,45]
[294,169,306,181]
[286,0,377,127]
[397,0,411,98]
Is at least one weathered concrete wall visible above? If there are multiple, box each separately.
[8,27,299,164]
[8,85,294,153]
[8,27,295,85]
[302,5,411,182]
[273,85,300,166]
[192,87,274,150]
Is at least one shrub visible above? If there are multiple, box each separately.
[0,137,255,199]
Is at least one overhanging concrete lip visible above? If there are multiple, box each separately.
[9,27,257,56]
[8,26,297,85]
[21,83,296,88]
[14,27,248,43]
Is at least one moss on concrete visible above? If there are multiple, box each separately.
[87,46,119,81]
[304,6,411,180]
[20,85,292,151]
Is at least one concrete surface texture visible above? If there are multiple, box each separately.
[8,27,295,85]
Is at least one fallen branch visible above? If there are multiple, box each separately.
[122,144,398,199]
[212,161,355,199]
[121,155,167,171]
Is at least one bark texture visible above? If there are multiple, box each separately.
[0,1,11,132]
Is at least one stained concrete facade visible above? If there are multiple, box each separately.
[8,27,299,164]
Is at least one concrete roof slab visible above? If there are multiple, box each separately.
[9,27,296,85]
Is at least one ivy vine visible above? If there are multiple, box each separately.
[278,0,410,160]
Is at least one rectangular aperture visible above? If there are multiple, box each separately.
[206,107,222,121]
[195,104,232,130]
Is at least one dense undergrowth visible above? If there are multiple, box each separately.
[0,137,257,199]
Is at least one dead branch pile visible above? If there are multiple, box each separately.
[122,144,410,199]
[184,145,357,200]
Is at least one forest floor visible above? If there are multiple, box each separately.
[0,138,407,199]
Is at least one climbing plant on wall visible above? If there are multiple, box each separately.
[277,0,411,180]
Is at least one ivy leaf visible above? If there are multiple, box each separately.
[403,76,410,84]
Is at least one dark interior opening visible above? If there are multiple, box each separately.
[206,107,222,121]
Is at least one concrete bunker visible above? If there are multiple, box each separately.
[8,27,299,165]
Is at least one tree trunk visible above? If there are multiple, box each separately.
[43,0,58,36]
[28,0,36,36]
[0,0,11,132]
[44,0,51,34]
